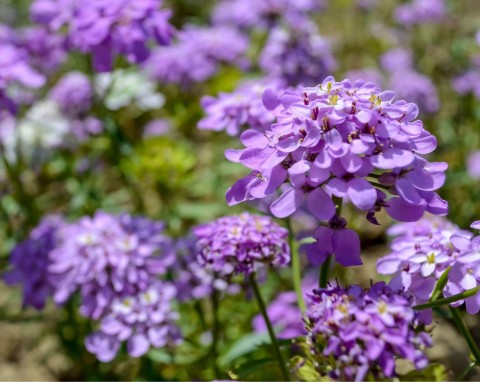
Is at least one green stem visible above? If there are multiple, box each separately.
[286,219,305,312]
[449,307,480,365]
[458,362,476,381]
[249,274,290,381]
[367,181,391,192]
[413,286,480,310]
[211,288,221,379]
[319,256,332,288]
[429,267,451,302]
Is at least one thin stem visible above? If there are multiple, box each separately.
[458,362,476,381]
[286,219,305,312]
[449,307,480,365]
[249,274,290,381]
[211,289,221,379]
[414,286,480,310]
[319,256,332,288]
[368,181,391,192]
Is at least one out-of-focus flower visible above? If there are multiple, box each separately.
[194,213,290,276]
[252,276,315,339]
[380,48,413,73]
[145,25,248,86]
[30,0,174,72]
[95,69,165,111]
[453,66,480,99]
[86,282,181,362]
[377,218,480,322]
[49,212,174,319]
[259,24,336,86]
[3,216,64,310]
[0,43,45,114]
[143,119,171,138]
[305,282,432,381]
[172,237,240,302]
[212,0,324,30]
[199,78,284,136]
[226,77,447,265]
[467,151,480,179]
[394,0,447,26]
[50,71,93,116]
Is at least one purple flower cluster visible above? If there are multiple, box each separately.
[0,42,45,114]
[306,282,432,381]
[194,213,290,276]
[226,76,447,265]
[378,218,480,322]
[259,24,336,86]
[199,79,283,136]
[49,212,174,319]
[145,25,248,86]
[467,151,480,179]
[30,0,174,72]
[86,282,181,362]
[172,238,240,302]
[394,0,447,26]
[212,0,324,30]
[3,216,64,310]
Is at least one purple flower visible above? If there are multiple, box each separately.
[377,218,480,321]
[3,216,64,310]
[394,0,447,26]
[48,212,174,319]
[380,48,413,73]
[305,282,432,381]
[259,23,336,86]
[344,69,383,87]
[467,151,480,179]
[86,281,181,362]
[226,77,447,267]
[50,72,93,116]
[194,213,290,276]
[199,78,284,136]
[31,0,174,72]
[305,216,361,267]
[252,276,315,339]
[0,43,45,114]
[145,25,248,86]
[172,237,240,302]
[453,70,480,98]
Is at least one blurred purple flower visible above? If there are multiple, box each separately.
[145,25,248,86]
[3,216,64,310]
[199,78,284,136]
[306,282,432,381]
[143,119,171,138]
[259,23,336,86]
[380,48,413,73]
[50,71,93,116]
[49,212,174,319]
[467,151,480,179]
[194,213,290,277]
[86,282,181,362]
[395,0,447,26]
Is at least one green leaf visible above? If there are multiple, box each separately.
[290,356,324,381]
[429,267,451,302]
[219,332,271,366]
[399,363,448,381]
[413,286,480,310]
[227,358,275,380]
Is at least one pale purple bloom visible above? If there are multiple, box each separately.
[306,282,432,381]
[145,25,248,86]
[50,72,93,116]
[143,119,171,138]
[380,48,413,73]
[3,216,64,310]
[226,76,447,267]
[467,151,480,179]
[194,213,290,276]
[86,281,181,362]
[49,212,174,319]
[453,70,480,98]
[259,24,336,86]
[394,0,447,26]
[199,78,284,136]
[378,217,480,321]
[389,71,439,113]
[31,0,174,72]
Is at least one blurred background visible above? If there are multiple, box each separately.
[1,0,480,380]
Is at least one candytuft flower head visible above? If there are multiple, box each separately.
[4,215,64,310]
[31,0,174,72]
[378,217,480,322]
[226,76,448,266]
[199,78,284,136]
[50,71,93,116]
[194,213,290,276]
[305,282,432,381]
[49,212,174,319]
[86,281,181,362]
